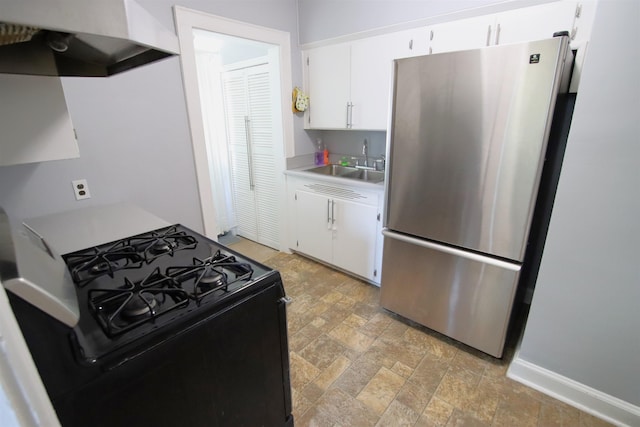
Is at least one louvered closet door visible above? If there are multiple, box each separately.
[222,63,279,249]
[223,70,258,242]
[246,66,280,249]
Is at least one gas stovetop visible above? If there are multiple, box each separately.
[62,225,274,361]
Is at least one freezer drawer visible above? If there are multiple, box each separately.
[379,230,521,357]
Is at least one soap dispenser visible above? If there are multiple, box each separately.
[315,138,324,166]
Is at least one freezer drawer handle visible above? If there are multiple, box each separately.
[381,229,521,271]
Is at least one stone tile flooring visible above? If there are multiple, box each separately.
[228,239,612,427]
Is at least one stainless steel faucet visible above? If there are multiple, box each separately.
[362,138,369,168]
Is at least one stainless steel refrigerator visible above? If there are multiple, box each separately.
[380,35,574,358]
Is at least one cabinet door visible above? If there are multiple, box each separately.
[429,15,496,54]
[387,27,431,59]
[495,1,578,46]
[350,35,398,130]
[295,190,333,264]
[0,74,79,165]
[332,199,378,280]
[305,43,350,129]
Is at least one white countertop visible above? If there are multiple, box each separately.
[23,202,171,255]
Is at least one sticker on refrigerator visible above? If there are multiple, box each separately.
[529,54,540,64]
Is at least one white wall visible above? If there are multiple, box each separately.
[511,0,640,422]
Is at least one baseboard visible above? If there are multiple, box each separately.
[507,354,640,427]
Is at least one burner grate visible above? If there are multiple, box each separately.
[166,251,253,303]
[63,241,144,287]
[127,226,198,262]
[88,267,189,337]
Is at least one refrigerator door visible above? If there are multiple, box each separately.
[380,230,521,357]
[385,37,571,261]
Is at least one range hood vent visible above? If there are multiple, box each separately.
[0,0,179,77]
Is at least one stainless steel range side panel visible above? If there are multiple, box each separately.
[380,230,521,358]
[385,37,570,261]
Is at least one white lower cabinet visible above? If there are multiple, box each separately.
[289,177,382,284]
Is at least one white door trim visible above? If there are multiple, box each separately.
[174,6,294,250]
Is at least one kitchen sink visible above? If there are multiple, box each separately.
[305,164,356,176]
[342,169,385,182]
[305,164,384,183]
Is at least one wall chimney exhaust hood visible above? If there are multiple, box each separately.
[0,0,180,77]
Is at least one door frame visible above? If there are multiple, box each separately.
[174,6,294,250]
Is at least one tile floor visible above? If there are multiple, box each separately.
[228,239,612,427]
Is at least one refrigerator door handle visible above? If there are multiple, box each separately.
[381,229,521,272]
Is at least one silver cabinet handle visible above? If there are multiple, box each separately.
[486,25,492,46]
[494,23,501,45]
[331,199,336,225]
[345,102,349,128]
[408,39,413,50]
[244,116,255,190]
[327,199,331,228]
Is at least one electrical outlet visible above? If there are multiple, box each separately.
[72,179,91,200]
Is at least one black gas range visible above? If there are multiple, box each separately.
[8,224,294,427]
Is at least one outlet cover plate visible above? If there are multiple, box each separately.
[72,179,91,200]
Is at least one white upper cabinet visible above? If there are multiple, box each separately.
[0,74,79,166]
[429,2,579,54]
[429,15,496,54]
[304,43,350,129]
[305,37,394,130]
[494,1,578,46]
[305,31,421,130]
[348,28,431,130]
[303,1,589,131]
[350,34,402,130]
[385,27,431,59]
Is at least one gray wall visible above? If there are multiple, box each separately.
[136,0,309,153]
[0,57,203,231]
[0,0,300,234]
[518,0,640,406]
